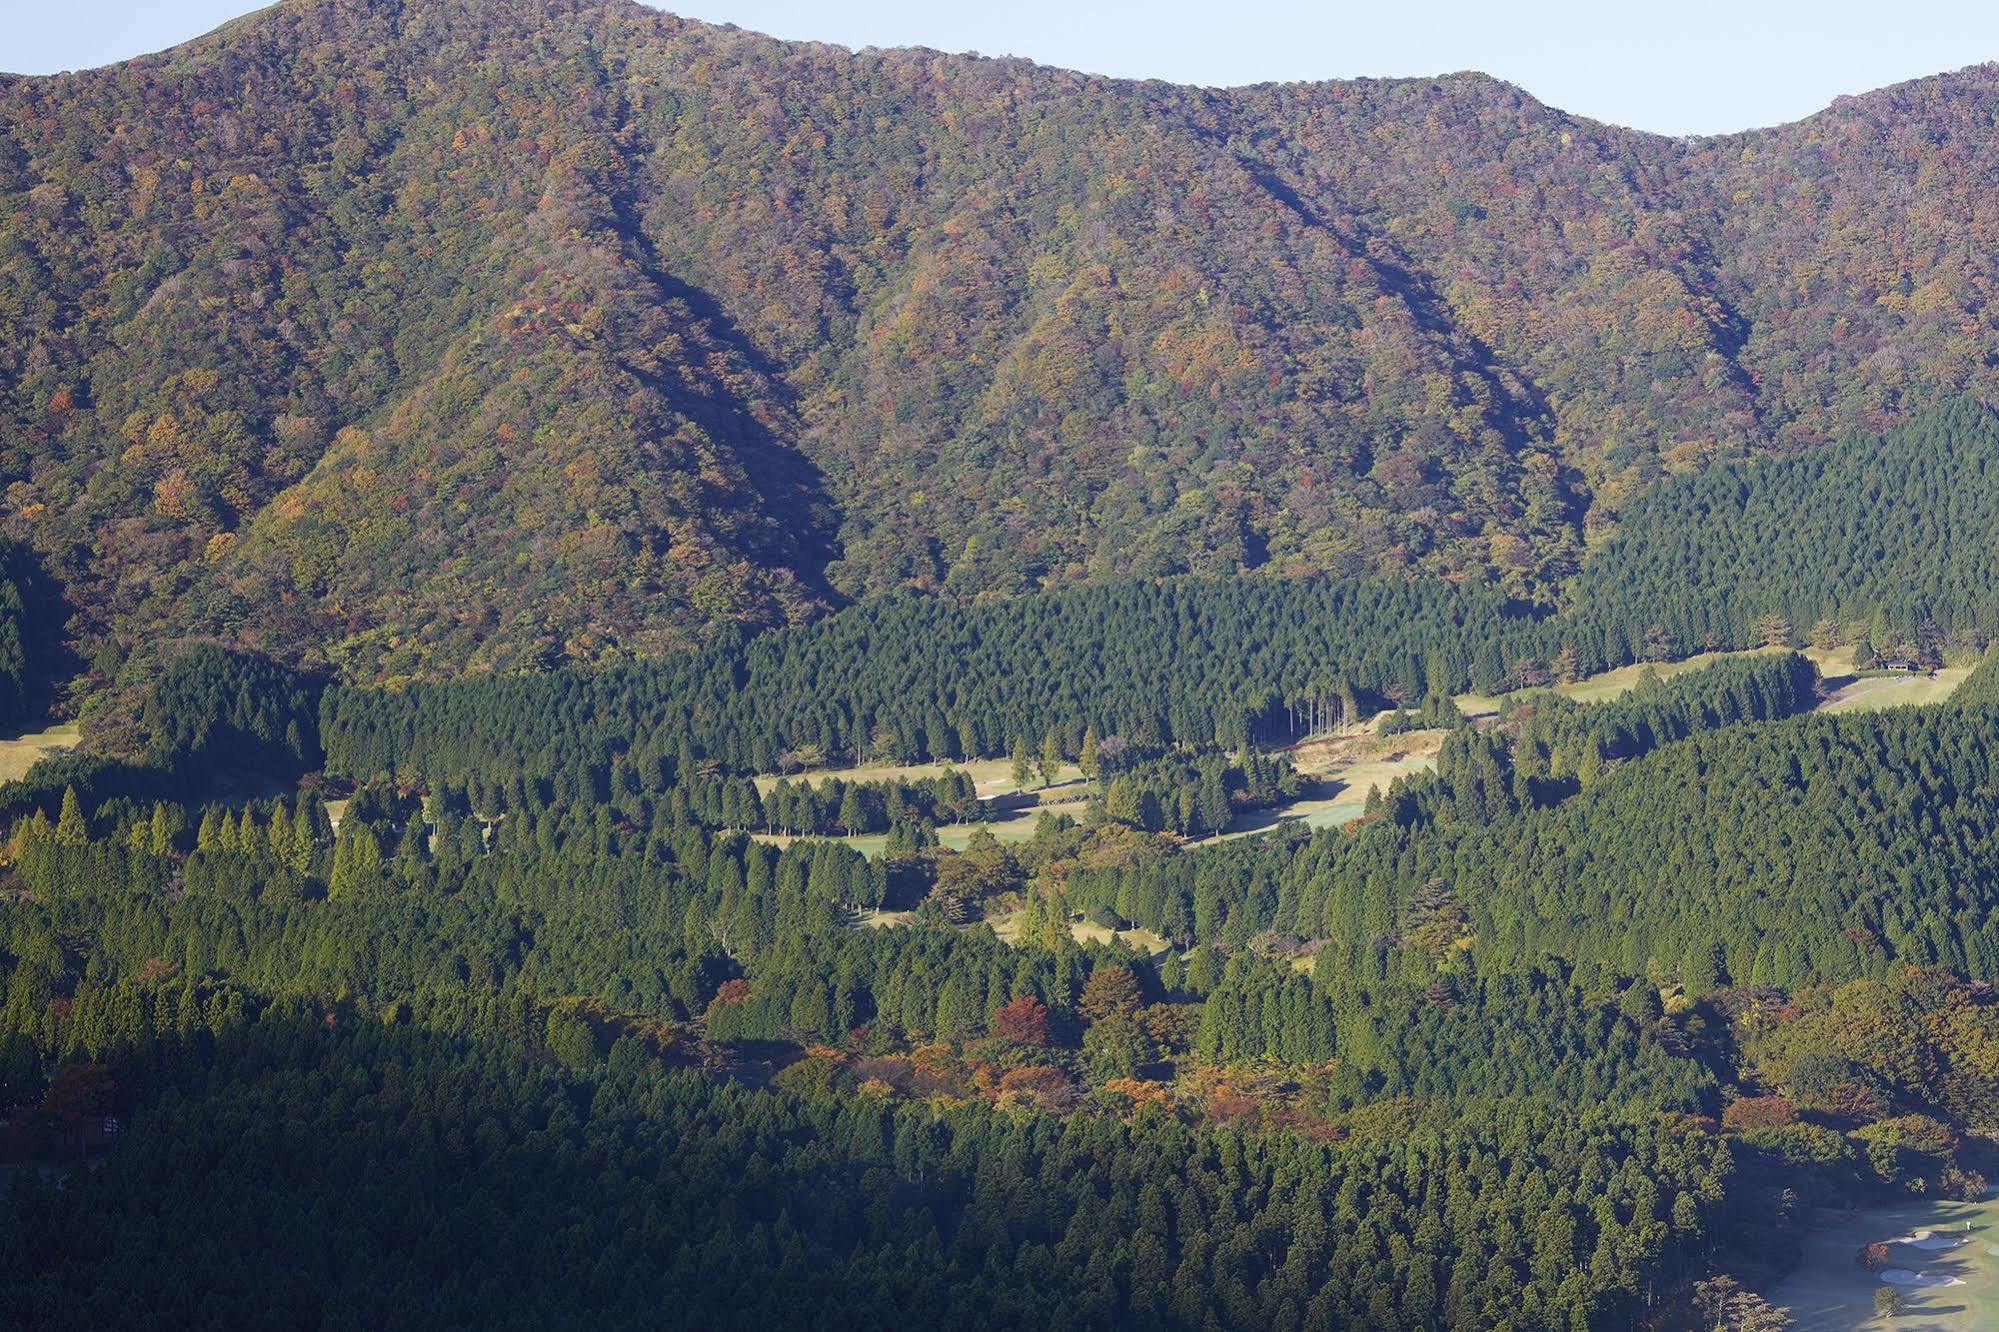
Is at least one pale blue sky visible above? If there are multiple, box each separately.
[8,0,1999,136]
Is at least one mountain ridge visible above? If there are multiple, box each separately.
[7,0,1999,683]
[11,0,1998,142]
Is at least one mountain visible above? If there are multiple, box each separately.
[6,0,1999,680]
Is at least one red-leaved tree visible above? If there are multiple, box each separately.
[991,995,1050,1046]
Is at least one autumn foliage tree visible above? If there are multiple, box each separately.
[1078,965,1143,1022]
[990,996,1050,1047]
[1721,1095,1799,1132]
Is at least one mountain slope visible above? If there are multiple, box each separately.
[5,0,1999,679]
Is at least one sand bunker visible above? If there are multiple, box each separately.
[1884,1228,1973,1250]
[1880,1268,1966,1287]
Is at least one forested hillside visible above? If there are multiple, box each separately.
[312,391,1994,789]
[3,643,1992,1326]
[1575,399,1999,654]
[9,0,1999,680]
[9,6,1999,1326]
[1,1015,1731,1329]
[1078,704,1999,989]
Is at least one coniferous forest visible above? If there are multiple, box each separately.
[7,3,1999,1329]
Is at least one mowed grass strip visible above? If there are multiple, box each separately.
[1458,643,1967,719]
[753,756,1082,799]
[0,721,79,784]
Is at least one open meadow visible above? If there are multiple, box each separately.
[0,721,78,784]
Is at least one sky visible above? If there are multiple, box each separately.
[8,0,1999,136]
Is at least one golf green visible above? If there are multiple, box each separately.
[1769,1192,1999,1329]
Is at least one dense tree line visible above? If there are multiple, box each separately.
[138,644,322,775]
[0,783,1105,1039]
[319,578,1560,790]
[1486,651,1822,806]
[1091,745,1298,839]
[1193,955,1717,1116]
[1953,642,1999,707]
[0,645,323,827]
[1370,707,1999,989]
[762,769,983,837]
[0,540,63,729]
[0,1003,1733,1330]
[1573,400,1999,655]
[1063,651,1828,949]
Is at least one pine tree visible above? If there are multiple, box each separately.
[837,784,867,837]
[289,798,320,874]
[148,802,182,856]
[329,822,384,898]
[54,787,87,847]
[1752,613,1793,647]
[1198,772,1231,838]
[1038,731,1063,787]
[1104,778,1141,827]
[266,806,294,862]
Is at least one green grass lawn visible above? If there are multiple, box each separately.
[1457,644,1968,719]
[989,909,1174,957]
[753,756,1082,798]
[862,902,1173,959]
[1769,1192,1999,1330]
[1816,668,1970,713]
[0,720,79,784]
[753,798,1092,860]
[748,756,1090,860]
[1455,647,1795,717]
[1214,755,1436,842]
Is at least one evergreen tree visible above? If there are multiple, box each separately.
[837,785,867,838]
[53,787,87,847]
[1038,731,1063,787]
[329,822,384,898]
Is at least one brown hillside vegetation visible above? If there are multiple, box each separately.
[6,0,1999,676]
